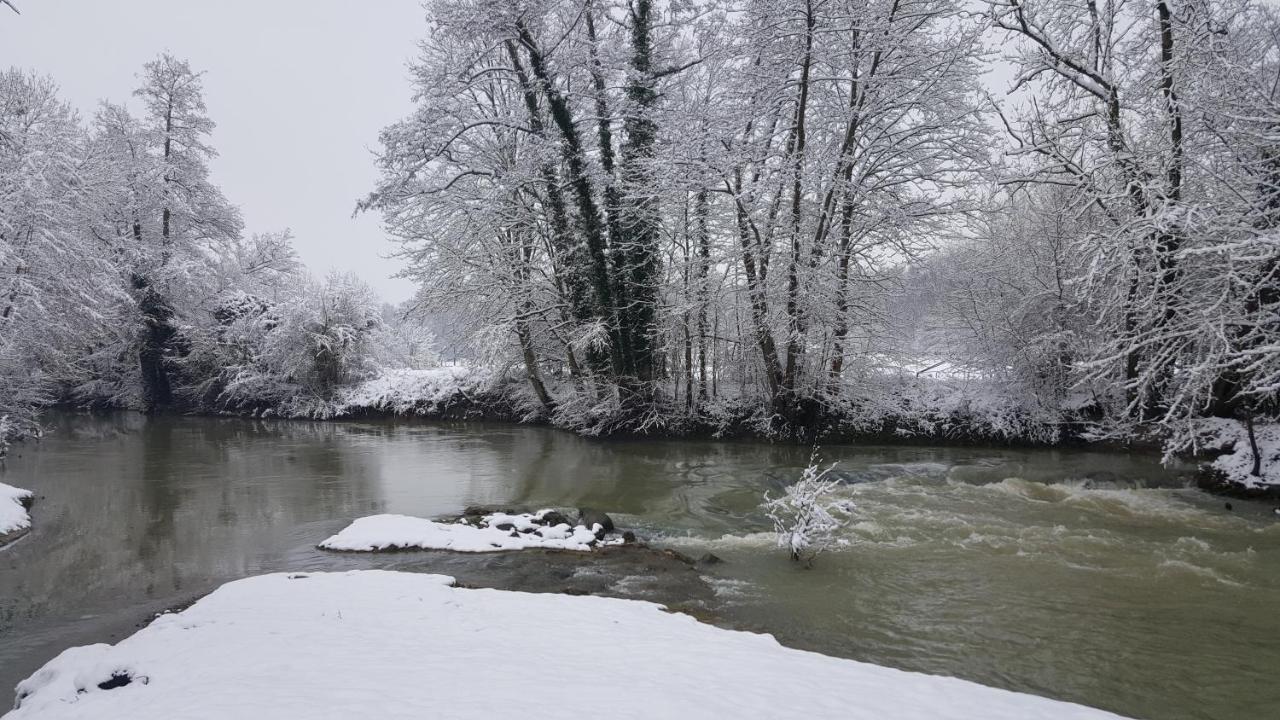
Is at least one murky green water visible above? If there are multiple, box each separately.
[2,413,1277,719]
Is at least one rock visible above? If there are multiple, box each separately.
[539,510,570,527]
[577,508,614,535]
[494,522,516,532]
[661,549,697,566]
[97,672,133,690]
[698,552,723,565]
[622,531,637,544]
[1225,502,1233,511]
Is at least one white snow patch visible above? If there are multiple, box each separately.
[8,570,1130,720]
[318,511,609,553]
[0,482,33,538]
[1189,418,1280,490]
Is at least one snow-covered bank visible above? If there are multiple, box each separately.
[1186,418,1280,497]
[0,482,34,546]
[319,509,621,552]
[8,570,1128,720]
[274,366,502,420]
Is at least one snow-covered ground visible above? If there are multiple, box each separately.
[7,570,1128,720]
[319,510,610,552]
[1187,418,1280,491]
[0,482,33,544]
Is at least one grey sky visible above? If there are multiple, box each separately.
[2,0,424,302]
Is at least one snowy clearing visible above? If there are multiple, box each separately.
[0,482,33,543]
[7,570,1129,720]
[318,510,611,552]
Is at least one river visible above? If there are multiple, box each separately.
[1,412,1277,720]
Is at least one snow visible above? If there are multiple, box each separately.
[337,366,491,416]
[265,366,493,420]
[1186,418,1280,490]
[318,510,607,552]
[0,481,33,540]
[7,570,1130,720]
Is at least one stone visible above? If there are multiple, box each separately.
[539,510,570,527]
[622,531,637,544]
[577,508,615,536]
[698,552,723,565]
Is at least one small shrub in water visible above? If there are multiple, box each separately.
[762,455,855,568]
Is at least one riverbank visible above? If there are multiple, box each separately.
[170,366,1270,500]
[6,570,1130,720]
[0,483,33,548]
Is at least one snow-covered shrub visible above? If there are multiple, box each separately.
[762,454,856,568]
[219,273,381,406]
[369,306,439,370]
[339,366,493,417]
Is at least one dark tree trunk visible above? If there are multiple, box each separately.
[134,275,175,413]
[781,0,816,414]
[514,21,626,381]
[616,0,662,393]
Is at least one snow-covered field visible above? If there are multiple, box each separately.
[7,570,1128,720]
[0,482,33,544]
[319,510,609,552]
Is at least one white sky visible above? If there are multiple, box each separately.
[2,0,424,302]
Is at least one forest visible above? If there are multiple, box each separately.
[3,0,1279,491]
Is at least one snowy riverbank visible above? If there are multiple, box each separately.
[1187,418,1280,498]
[261,365,1087,444]
[259,366,1280,498]
[7,570,1129,720]
[0,482,33,547]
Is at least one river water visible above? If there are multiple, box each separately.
[1,412,1277,720]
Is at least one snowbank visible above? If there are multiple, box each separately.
[8,570,1128,720]
[0,482,33,545]
[1186,418,1280,491]
[319,510,608,552]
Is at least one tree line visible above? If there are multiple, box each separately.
[0,56,433,453]
[363,0,1280,461]
[4,1,1279,475]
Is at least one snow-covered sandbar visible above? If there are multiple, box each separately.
[318,510,609,553]
[0,482,34,547]
[9,570,1129,720]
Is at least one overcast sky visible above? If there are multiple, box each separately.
[2,0,425,302]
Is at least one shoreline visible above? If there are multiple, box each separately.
[30,401,1280,502]
[0,487,34,549]
[7,570,1134,720]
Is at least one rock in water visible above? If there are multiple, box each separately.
[539,510,570,527]
[698,553,723,565]
[577,508,615,537]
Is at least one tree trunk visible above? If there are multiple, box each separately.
[781,0,816,412]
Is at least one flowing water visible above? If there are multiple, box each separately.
[1,412,1277,720]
